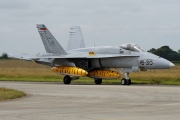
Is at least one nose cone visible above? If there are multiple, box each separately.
[169,63,175,68]
[156,58,175,69]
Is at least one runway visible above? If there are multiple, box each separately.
[0,81,180,120]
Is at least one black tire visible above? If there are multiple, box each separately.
[121,78,127,85]
[63,75,71,84]
[126,79,131,85]
[94,79,102,85]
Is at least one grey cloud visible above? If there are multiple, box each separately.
[0,0,180,55]
[0,0,31,9]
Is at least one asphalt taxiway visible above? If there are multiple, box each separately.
[0,81,180,120]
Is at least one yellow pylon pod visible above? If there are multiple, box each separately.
[51,66,88,77]
[88,69,121,79]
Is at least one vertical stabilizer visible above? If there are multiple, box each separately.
[36,24,67,55]
[67,26,85,51]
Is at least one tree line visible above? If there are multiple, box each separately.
[148,46,180,62]
[0,53,9,59]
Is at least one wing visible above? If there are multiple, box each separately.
[12,53,139,61]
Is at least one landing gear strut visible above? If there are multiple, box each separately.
[94,78,102,85]
[116,68,132,85]
[63,75,72,84]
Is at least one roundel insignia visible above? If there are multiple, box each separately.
[89,52,96,56]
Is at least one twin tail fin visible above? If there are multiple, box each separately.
[36,24,67,55]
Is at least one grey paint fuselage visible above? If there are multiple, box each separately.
[63,46,174,71]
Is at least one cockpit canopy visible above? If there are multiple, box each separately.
[119,43,144,52]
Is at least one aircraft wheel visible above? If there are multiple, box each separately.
[63,75,72,84]
[121,78,126,85]
[94,79,102,85]
[126,79,131,85]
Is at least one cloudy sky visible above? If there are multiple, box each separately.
[1,0,180,55]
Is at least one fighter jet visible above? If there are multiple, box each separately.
[14,24,175,85]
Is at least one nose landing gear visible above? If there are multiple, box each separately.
[116,68,132,85]
[121,78,131,85]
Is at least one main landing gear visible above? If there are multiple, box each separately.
[63,75,80,84]
[116,68,132,85]
[63,75,71,84]
[94,78,102,85]
[63,75,103,85]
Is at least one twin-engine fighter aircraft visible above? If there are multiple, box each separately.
[14,24,175,85]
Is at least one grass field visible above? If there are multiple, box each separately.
[0,87,26,101]
[0,59,180,85]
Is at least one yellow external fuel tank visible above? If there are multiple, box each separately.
[51,66,88,77]
[88,69,122,79]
